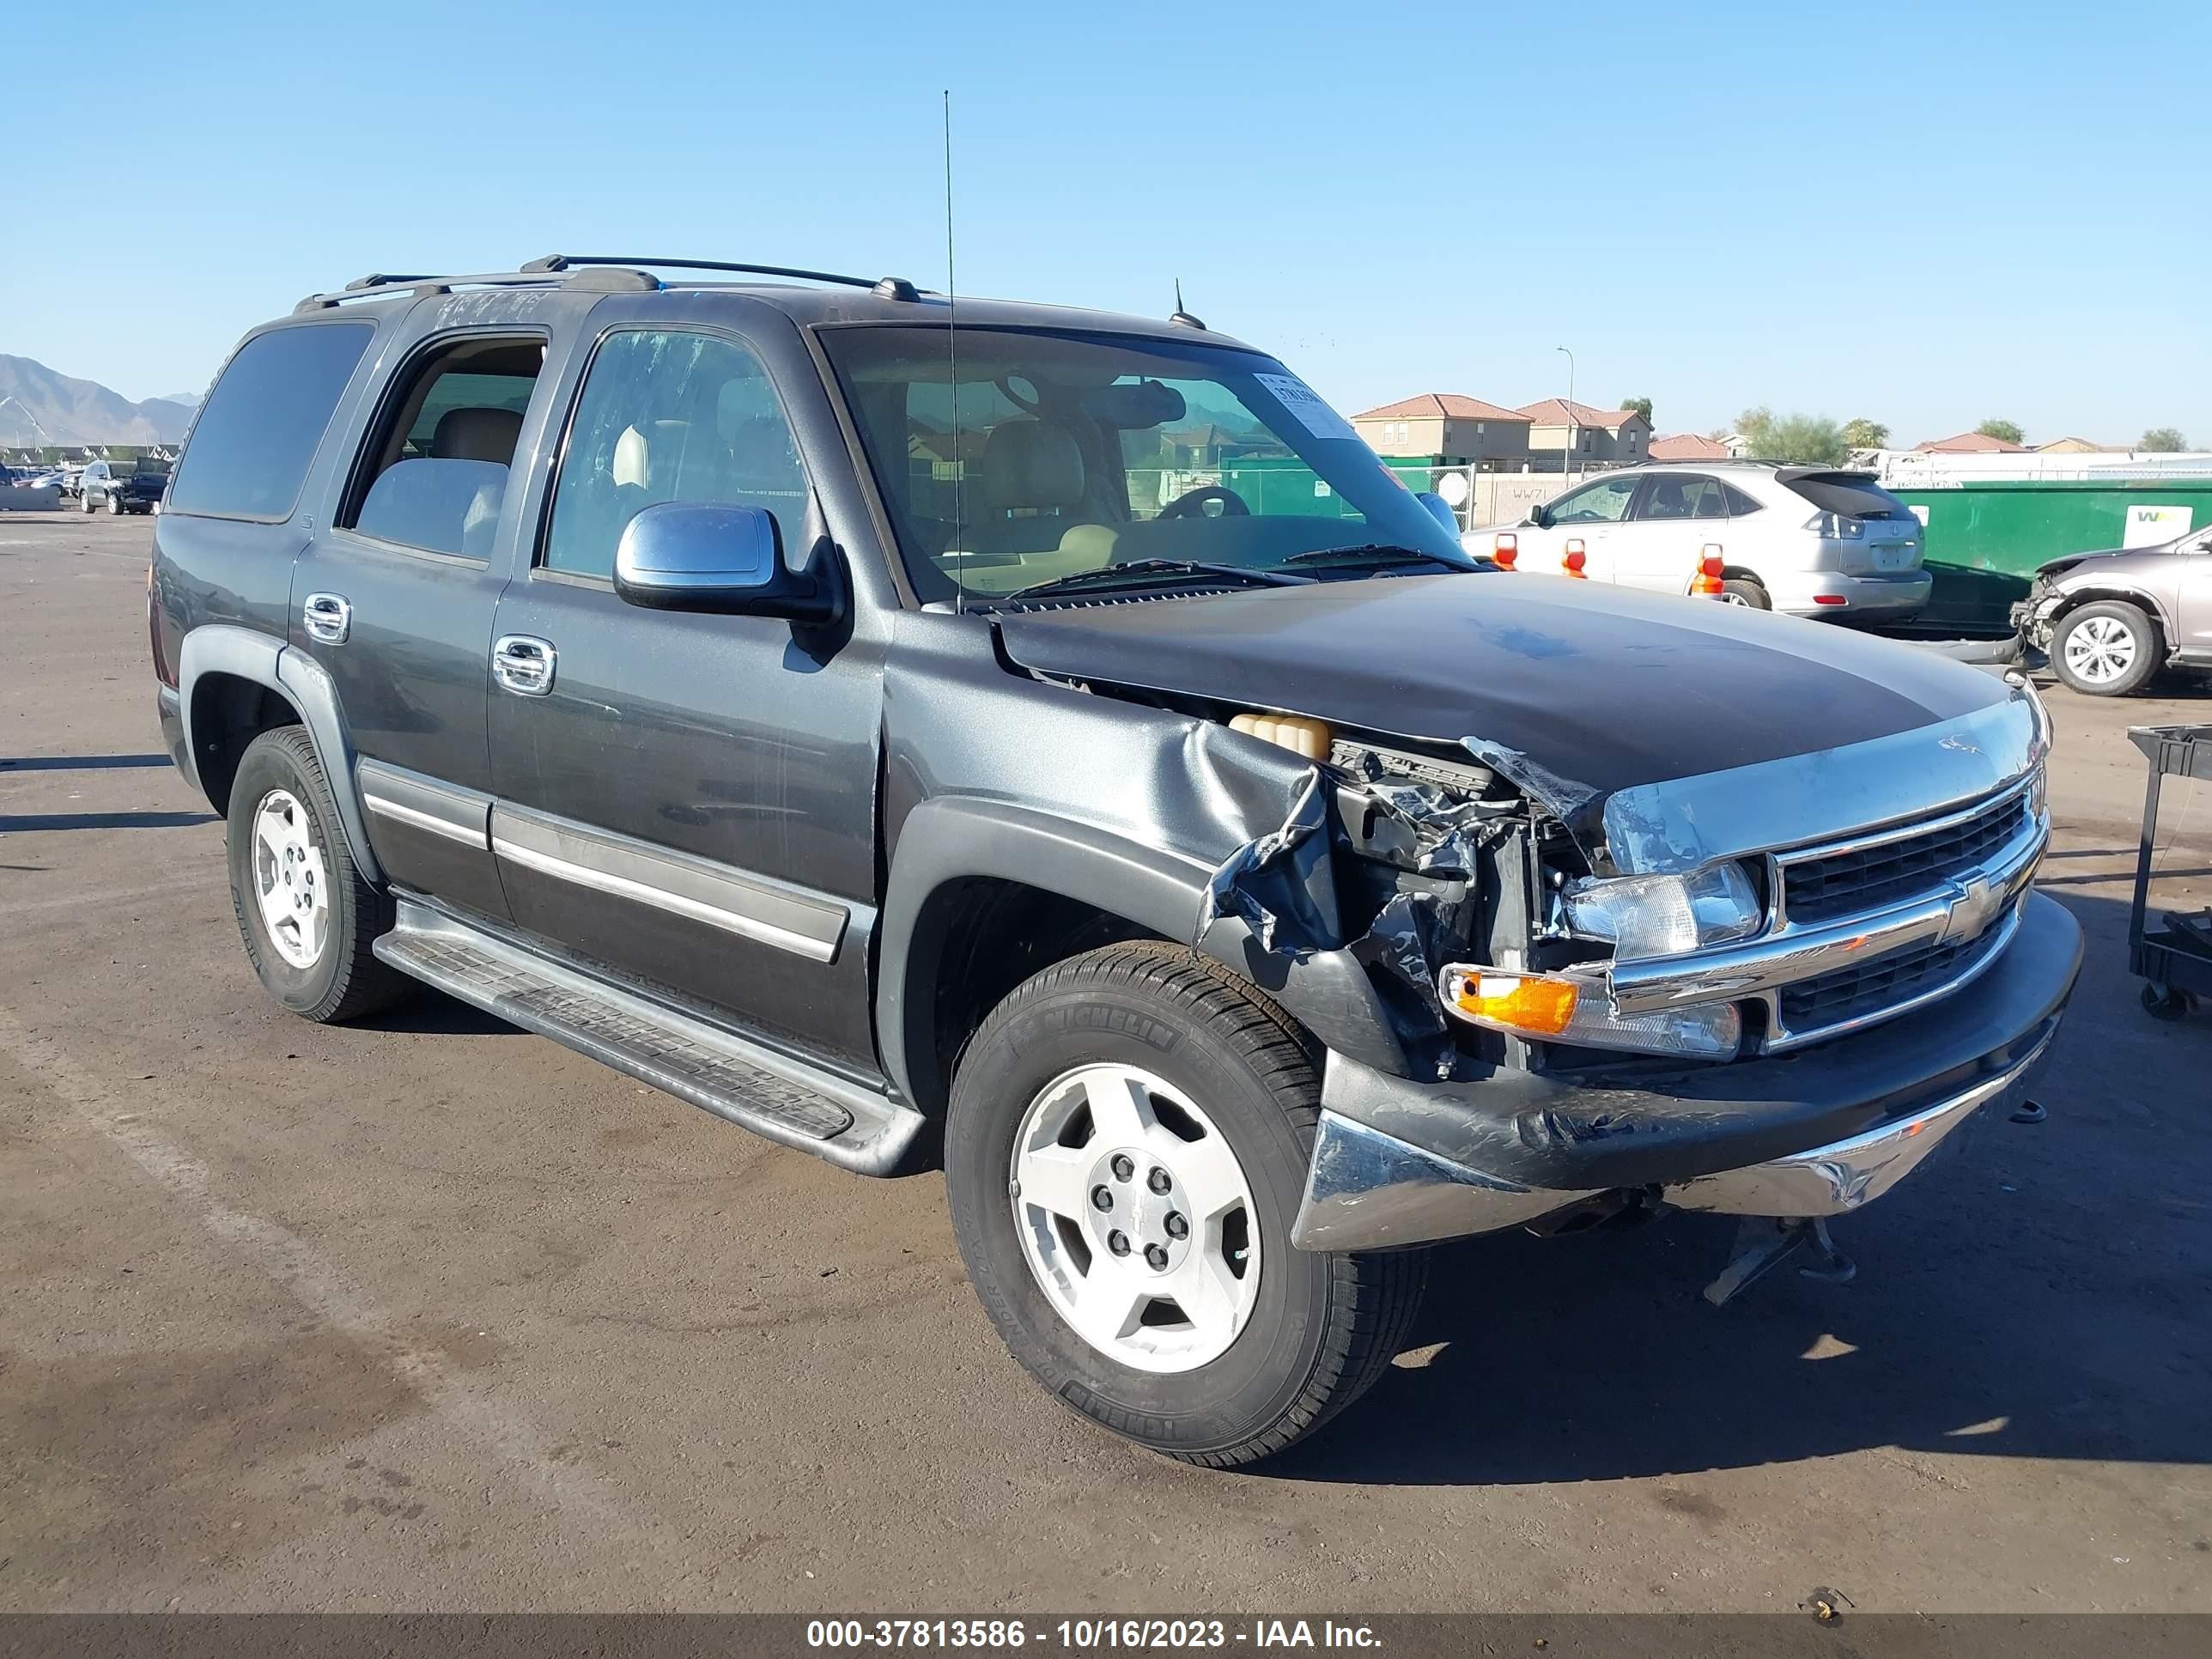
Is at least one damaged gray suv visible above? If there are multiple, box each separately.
[152,256,2081,1466]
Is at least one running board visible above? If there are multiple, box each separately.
[375,900,924,1176]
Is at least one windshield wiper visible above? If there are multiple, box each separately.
[1278,543,1461,569]
[1001,560,1306,603]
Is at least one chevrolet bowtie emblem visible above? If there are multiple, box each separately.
[1941,874,2004,944]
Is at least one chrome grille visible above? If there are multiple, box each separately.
[1778,921,2012,1030]
[1781,785,2030,926]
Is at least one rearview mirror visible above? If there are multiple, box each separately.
[613,501,840,623]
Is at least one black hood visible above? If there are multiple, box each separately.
[994,572,2007,799]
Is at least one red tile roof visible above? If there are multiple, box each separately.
[1352,392,1529,423]
[1516,398,1648,429]
[1915,431,2027,453]
[1648,433,1730,461]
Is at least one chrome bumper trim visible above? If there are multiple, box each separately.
[1291,1028,2056,1253]
[1290,1113,1598,1252]
[1662,1025,2054,1217]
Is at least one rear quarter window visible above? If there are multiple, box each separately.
[167,322,374,520]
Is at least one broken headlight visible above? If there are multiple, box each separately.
[1559,863,1763,961]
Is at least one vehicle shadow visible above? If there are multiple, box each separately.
[1273,887,2211,1486]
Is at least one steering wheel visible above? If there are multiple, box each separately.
[1157,483,1251,520]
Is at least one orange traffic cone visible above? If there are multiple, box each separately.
[1694,544,1726,597]
[1492,532,1518,569]
[1562,538,1588,579]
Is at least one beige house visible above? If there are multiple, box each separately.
[2033,436,2120,453]
[1516,399,1653,471]
[1351,393,1532,471]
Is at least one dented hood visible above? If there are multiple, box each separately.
[994,573,2008,799]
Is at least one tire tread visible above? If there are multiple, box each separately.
[961,941,1425,1468]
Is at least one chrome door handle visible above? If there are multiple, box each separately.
[302,592,351,645]
[492,635,557,696]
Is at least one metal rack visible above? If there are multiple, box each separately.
[2126,722,2212,1018]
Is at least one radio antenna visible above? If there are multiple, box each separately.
[943,89,967,615]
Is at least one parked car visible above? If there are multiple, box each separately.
[79,457,169,514]
[1480,461,1931,619]
[150,256,2077,1466]
[2013,524,2212,696]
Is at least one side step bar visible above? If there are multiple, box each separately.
[375,899,925,1176]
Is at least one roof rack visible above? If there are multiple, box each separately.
[294,256,927,316]
[522,255,922,301]
[293,265,659,314]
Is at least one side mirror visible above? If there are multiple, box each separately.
[1524,504,1553,529]
[613,501,841,623]
[1415,491,1459,532]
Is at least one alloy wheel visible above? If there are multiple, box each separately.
[2063,614,2138,684]
[1009,1062,1260,1374]
[250,788,328,969]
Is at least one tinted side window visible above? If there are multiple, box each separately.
[543,331,806,580]
[1723,483,1764,516]
[1551,476,1637,523]
[1636,476,1725,520]
[167,323,373,520]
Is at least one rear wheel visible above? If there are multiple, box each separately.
[1718,577,1770,610]
[226,726,412,1023]
[79,491,94,514]
[2054,600,2160,696]
[945,942,1425,1467]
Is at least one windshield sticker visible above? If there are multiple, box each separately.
[1255,374,1360,444]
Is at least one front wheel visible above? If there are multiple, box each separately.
[945,943,1425,1467]
[226,726,412,1022]
[2054,600,2160,696]
[106,493,124,515]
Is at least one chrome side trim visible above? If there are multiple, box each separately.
[1663,1025,2057,1217]
[488,805,849,963]
[1290,1111,1596,1251]
[1598,692,2045,877]
[357,759,491,850]
[363,793,484,847]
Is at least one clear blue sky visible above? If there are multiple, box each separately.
[8,0,2207,446]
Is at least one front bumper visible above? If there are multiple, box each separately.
[1765,568,1933,618]
[1292,889,2081,1251]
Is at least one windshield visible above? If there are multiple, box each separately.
[819,326,1471,603]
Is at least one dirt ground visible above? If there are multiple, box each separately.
[3,512,2208,1613]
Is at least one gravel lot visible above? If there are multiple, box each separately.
[3,512,2208,1614]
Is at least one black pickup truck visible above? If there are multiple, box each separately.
[151,256,2079,1466]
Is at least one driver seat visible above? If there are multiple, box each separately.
[979,421,1086,556]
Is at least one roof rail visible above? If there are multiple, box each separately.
[293,265,660,315]
[523,254,922,301]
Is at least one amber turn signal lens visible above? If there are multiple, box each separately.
[1445,970,1580,1036]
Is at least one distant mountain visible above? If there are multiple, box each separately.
[0,355,198,446]
[158,391,203,409]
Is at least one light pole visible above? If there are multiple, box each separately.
[1555,345,1576,486]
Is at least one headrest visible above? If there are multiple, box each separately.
[430,406,524,464]
[983,421,1085,511]
[611,419,700,489]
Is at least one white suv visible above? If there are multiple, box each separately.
[1480,462,1931,620]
